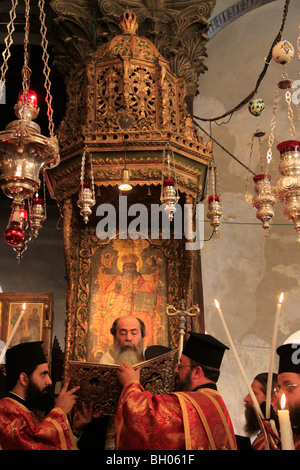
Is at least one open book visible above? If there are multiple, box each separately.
[68,349,178,416]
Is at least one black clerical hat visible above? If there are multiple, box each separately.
[182,332,229,369]
[277,343,300,374]
[277,331,300,374]
[5,341,47,378]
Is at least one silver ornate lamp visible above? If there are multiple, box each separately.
[160,145,179,221]
[275,140,300,241]
[246,38,299,240]
[206,160,223,234]
[77,148,95,224]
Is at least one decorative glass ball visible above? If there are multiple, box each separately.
[272,40,294,64]
[4,223,25,246]
[249,98,265,116]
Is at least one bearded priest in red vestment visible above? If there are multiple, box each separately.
[115,332,237,450]
[0,341,79,450]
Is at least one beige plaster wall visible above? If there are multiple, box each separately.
[194,0,300,435]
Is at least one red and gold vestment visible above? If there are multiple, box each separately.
[294,435,300,450]
[251,429,280,450]
[0,396,78,450]
[115,380,237,450]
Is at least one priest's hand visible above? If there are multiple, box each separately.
[55,377,80,415]
[118,362,140,387]
[72,403,102,435]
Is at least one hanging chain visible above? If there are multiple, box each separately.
[298,21,300,62]
[285,88,296,138]
[0,0,18,102]
[211,162,216,197]
[266,84,279,166]
[161,148,166,185]
[215,163,222,209]
[245,134,254,203]
[258,136,264,173]
[295,21,299,120]
[80,148,87,192]
[170,147,179,199]
[90,154,95,199]
[42,171,47,220]
[38,0,55,136]
[21,0,31,99]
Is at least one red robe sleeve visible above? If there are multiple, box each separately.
[0,397,78,450]
[115,380,237,450]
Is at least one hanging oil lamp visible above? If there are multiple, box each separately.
[30,193,46,237]
[118,140,132,191]
[0,1,59,205]
[252,174,277,234]
[160,146,179,220]
[161,178,179,221]
[245,126,277,236]
[274,140,300,241]
[0,0,60,259]
[77,149,96,223]
[268,40,300,240]
[4,202,32,262]
[206,161,223,234]
[207,195,222,234]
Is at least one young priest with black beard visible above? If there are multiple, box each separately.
[0,341,80,450]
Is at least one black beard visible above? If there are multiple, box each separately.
[174,369,192,392]
[25,380,54,413]
[244,403,261,436]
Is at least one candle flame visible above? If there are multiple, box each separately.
[22,303,26,310]
[279,292,284,304]
[214,299,220,309]
[281,393,286,410]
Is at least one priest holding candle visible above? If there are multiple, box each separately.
[243,372,280,450]
[276,331,300,450]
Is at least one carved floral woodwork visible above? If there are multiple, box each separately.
[68,349,178,415]
[49,0,216,99]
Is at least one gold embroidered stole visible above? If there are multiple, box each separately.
[5,397,77,450]
[173,389,236,450]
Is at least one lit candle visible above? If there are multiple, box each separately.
[278,394,295,450]
[214,299,264,418]
[0,303,26,364]
[265,292,284,420]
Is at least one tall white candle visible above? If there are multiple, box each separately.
[278,394,295,450]
[266,292,284,420]
[214,299,264,418]
[0,303,26,363]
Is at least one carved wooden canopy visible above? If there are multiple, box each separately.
[46,2,215,204]
[49,0,216,101]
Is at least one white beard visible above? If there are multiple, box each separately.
[112,340,144,365]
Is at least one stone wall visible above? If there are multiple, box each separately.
[194,0,300,435]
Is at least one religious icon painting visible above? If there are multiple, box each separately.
[0,293,53,361]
